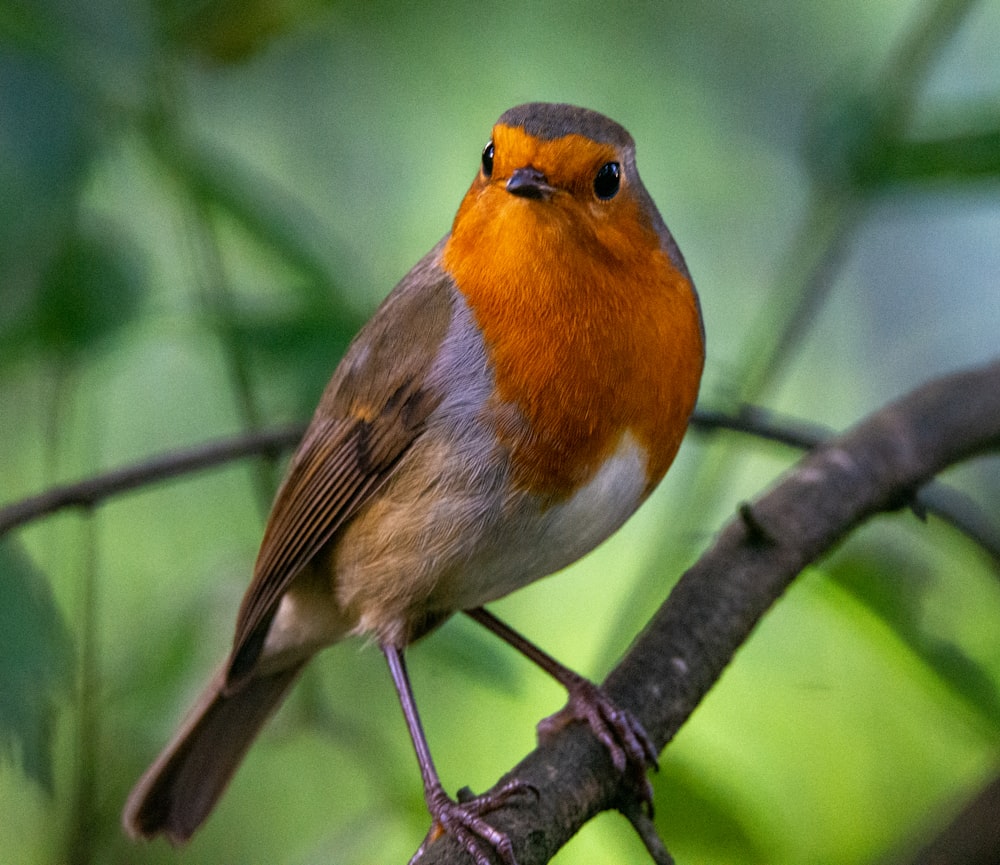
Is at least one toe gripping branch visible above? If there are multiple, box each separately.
[467,608,659,815]
[385,609,662,865]
[384,644,537,865]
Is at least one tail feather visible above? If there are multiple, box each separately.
[123,662,304,844]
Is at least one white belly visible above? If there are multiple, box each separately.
[444,432,649,609]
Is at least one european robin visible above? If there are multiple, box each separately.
[123,102,704,864]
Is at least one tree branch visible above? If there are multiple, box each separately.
[4,407,997,566]
[414,358,1000,864]
[0,425,305,536]
[2,358,997,861]
[690,406,1000,564]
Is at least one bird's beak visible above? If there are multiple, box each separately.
[506,167,554,200]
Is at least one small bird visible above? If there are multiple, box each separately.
[123,102,704,864]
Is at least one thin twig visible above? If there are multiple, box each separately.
[4,408,998,569]
[0,424,305,536]
[620,801,675,865]
[691,406,1000,564]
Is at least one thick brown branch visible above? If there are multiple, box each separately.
[416,358,1000,864]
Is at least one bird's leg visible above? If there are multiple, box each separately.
[466,607,658,812]
[382,645,534,865]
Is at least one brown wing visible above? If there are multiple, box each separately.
[225,247,454,686]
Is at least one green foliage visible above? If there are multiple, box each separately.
[0,51,99,363]
[0,539,74,792]
[31,226,145,358]
[832,532,1000,731]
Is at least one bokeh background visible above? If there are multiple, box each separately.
[1,0,999,863]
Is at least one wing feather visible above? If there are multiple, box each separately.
[225,250,455,686]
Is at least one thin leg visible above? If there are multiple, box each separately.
[466,607,599,691]
[382,644,532,865]
[466,608,658,807]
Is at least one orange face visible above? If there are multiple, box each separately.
[443,122,704,500]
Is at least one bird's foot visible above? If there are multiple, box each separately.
[410,779,538,865]
[537,677,658,814]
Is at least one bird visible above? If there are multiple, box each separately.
[123,101,705,865]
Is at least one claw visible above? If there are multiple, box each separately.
[385,646,538,864]
[411,779,536,865]
[538,678,658,815]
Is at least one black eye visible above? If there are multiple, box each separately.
[481,141,494,177]
[593,162,621,199]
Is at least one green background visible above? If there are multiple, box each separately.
[1,0,999,862]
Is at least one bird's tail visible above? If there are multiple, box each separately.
[122,661,305,844]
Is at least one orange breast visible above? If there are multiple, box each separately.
[442,167,704,500]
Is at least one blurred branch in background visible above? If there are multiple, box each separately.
[690,408,1000,565]
[736,0,980,405]
[0,425,304,537]
[4,407,999,566]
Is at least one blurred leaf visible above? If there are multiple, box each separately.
[151,130,357,309]
[223,300,360,409]
[32,224,146,359]
[0,51,94,352]
[154,0,327,63]
[0,539,74,792]
[0,0,51,50]
[657,759,769,865]
[147,131,365,404]
[0,222,144,365]
[829,542,1000,729]
[805,0,979,191]
[883,127,1000,184]
[0,4,155,367]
